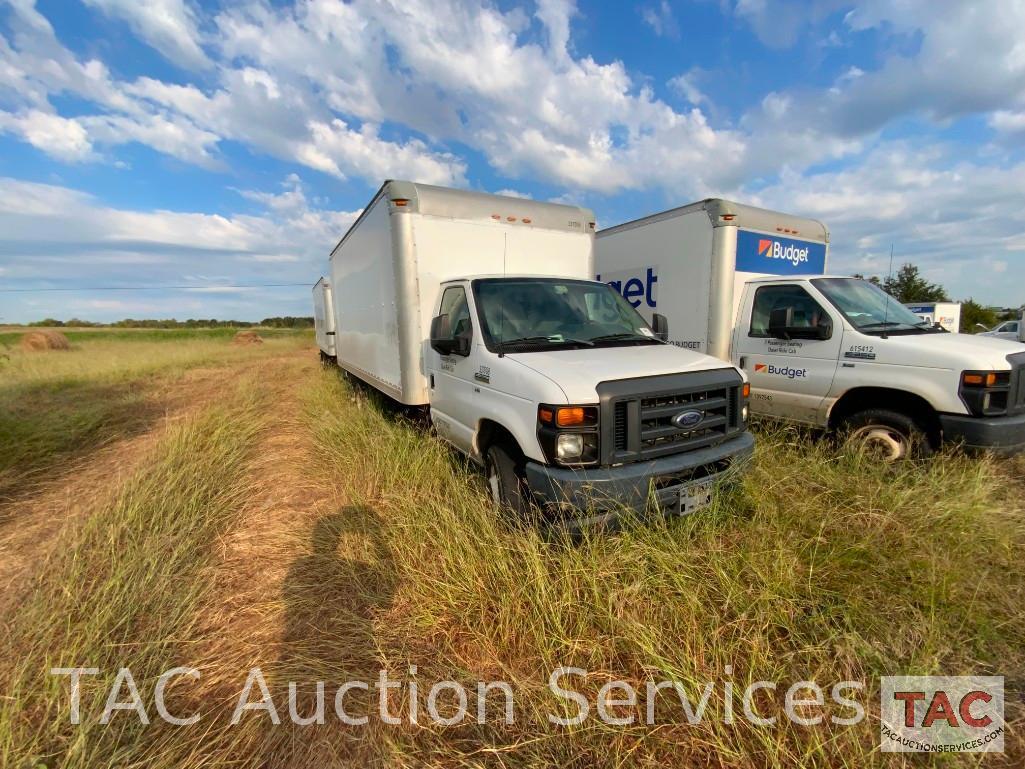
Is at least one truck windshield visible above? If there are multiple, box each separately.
[473,278,659,352]
[812,277,941,335]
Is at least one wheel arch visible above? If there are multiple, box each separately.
[474,419,524,463]
[828,386,942,440]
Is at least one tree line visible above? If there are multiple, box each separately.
[854,263,1021,332]
[26,316,314,329]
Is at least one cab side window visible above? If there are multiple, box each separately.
[439,285,471,338]
[750,285,828,338]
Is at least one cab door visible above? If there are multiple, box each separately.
[734,282,842,423]
[426,283,481,453]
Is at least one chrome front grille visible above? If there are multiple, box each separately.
[599,369,745,464]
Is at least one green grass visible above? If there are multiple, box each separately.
[1,349,1021,767]
[266,372,1024,767]
[0,380,268,767]
[0,327,310,501]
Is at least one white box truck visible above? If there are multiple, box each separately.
[905,302,961,333]
[596,199,1025,458]
[312,276,336,361]
[317,181,755,527]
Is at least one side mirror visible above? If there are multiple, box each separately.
[768,306,832,341]
[430,314,454,355]
[452,323,472,357]
[650,313,669,342]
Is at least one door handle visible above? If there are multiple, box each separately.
[739,356,747,369]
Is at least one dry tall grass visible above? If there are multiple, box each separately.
[1,355,1022,768]
[0,380,268,766]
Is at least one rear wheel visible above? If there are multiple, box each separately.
[842,408,933,461]
[484,443,531,518]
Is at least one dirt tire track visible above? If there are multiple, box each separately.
[0,352,308,608]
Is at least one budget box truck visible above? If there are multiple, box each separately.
[596,199,1025,458]
[904,302,961,334]
[317,181,754,527]
[312,277,336,361]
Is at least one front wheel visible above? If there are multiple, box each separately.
[841,408,933,461]
[484,443,532,518]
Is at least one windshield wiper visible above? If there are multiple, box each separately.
[589,332,658,344]
[497,335,594,350]
[858,321,909,330]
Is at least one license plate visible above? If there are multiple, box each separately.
[678,484,713,515]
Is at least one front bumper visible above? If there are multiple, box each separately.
[524,431,755,528]
[940,411,1025,456]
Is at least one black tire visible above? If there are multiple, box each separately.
[841,408,933,460]
[484,443,531,517]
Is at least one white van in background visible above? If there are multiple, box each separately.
[315,182,754,527]
[979,314,1024,344]
[596,199,1025,458]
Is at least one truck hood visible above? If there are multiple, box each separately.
[506,343,739,403]
[866,330,1025,370]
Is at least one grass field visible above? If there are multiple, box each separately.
[0,328,1022,768]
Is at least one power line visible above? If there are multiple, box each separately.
[0,282,311,293]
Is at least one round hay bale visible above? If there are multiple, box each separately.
[20,329,71,352]
[232,329,264,346]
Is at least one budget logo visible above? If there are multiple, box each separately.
[758,239,772,256]
[754,363,806,379]
[880,676,1004,753]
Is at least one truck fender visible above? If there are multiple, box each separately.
[474,418,536,467]
[827,386,941,441]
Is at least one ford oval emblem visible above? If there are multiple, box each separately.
[671,410,704,429]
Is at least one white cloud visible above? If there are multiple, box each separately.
[0,109,94,161]
[0,0,1024,313]
[732,0,848,49]
[0,175,358,297]
[82,0,210,69]
[747,143,1025,304]
[668,69,707,106]
[640,1,680,40]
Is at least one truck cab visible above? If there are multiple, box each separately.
[425,274,754,527]
[733,275,1025,458]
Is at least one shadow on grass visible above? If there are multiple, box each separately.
[277,505,397,723]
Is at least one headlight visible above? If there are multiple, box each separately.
[556,433,584,460]
[959,370,1011,416]
[742,404,749,422]
[538,404,600,466]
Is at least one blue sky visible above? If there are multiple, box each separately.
[1,0,1023,323]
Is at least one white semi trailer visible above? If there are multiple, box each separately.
[315,181,754,527]
[596,199,1025,458]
